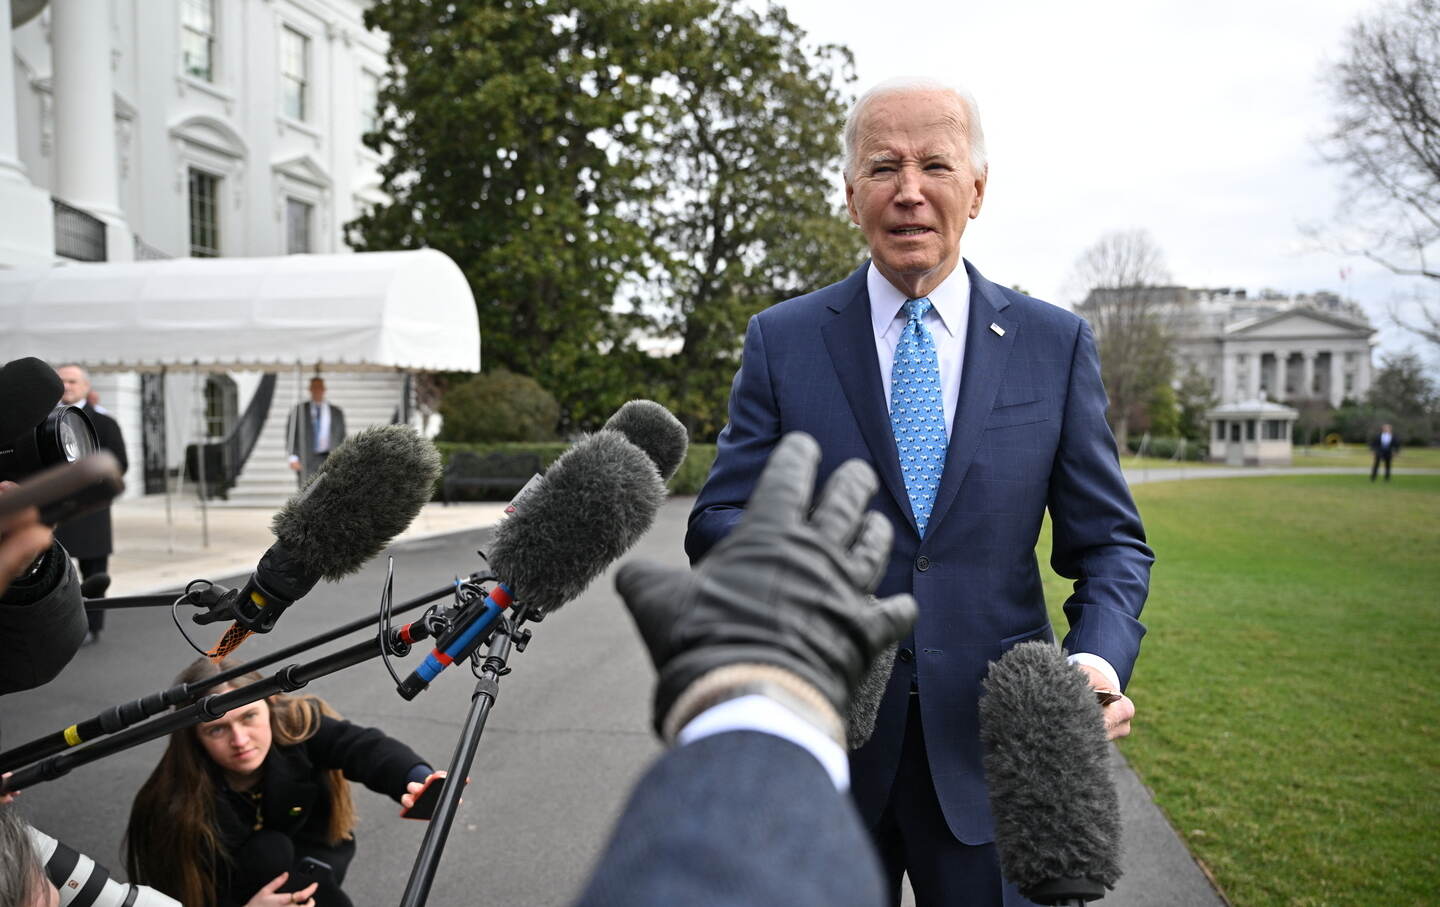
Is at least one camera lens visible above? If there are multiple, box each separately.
[56,407,96,462]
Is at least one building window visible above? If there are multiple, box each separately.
[286,197,313,254]
[281,26,309,121]
[359,70,381,138]
[1246,419,1256,441]
[1263,420,1286,441]
[203,374,237,439]
[1215,420,1225,441]
[188,168,221,258]
[181,0,216,82]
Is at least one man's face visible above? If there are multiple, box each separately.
[56,367,89,405]
[195,694,273,781]
[309,379,325,403]
[845,90,986,298]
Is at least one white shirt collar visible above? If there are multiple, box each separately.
[867,261,970,340]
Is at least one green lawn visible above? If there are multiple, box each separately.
[1289,443,1440,470]
[1039,475,1440,905]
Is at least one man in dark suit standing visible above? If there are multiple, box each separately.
[687,78,1152,906]
[53,364,128,644]
[287,377,346,487]
[1370,423,1400,482]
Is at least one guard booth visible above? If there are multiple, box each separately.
[1206,399,1299,466]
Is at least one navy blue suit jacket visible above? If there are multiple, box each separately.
[575,732,886,906]
[686,261,1152,844]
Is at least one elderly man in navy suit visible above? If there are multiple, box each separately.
[686,78,1153,906]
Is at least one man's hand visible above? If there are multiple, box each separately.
[0,481,54,598]
[1076,663,1134,740]
[288,458,302,472]
[615,432,917,740]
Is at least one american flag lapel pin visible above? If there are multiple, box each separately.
[990,322,1005,337]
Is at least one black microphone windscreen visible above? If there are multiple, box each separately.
[979,640,1122,899]
[270,425,441,582]
[0,357,63,441]
[487,428,665,616]
[601,400,688,482]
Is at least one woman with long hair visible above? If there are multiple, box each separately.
[125,658,438,907]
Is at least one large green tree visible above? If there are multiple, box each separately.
[351,0,860,435]
[635,0,864,436]
[351,0,695,428]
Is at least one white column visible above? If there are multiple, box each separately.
[0,0,56,266]
[1302,352,1316,400]
[1330,351,1345,407]
[1248,351,1263,401]
[51,0,133,258]
[1221,351,1237,403]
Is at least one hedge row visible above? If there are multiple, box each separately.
[1123,436,1209,461]
[433,441,719,500]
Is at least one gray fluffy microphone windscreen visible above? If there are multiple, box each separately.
[979,640,1122,903]
[602,399,689,482]
[271,424,441,581]
[487,426,670,617]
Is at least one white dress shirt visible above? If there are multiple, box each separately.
[866,262,1121,692]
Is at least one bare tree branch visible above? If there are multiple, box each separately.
[1071,229,1178,449]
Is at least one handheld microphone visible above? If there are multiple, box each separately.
[397,401,685,697]
[979,641,1123,905]
[199,425,440,658]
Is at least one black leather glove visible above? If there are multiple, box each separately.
[615,432,918,741]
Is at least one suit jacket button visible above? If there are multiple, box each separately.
[916,556,930,572]
[898,647,915,663]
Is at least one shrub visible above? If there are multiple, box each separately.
[433,441,720,501]
[437,370,560,443]
[1125,436,1209,461]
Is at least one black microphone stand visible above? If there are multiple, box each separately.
[399,607,534,907]
[0,615,440,794]
[0,577,479,775]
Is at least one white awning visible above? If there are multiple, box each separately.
[0,249,480,373]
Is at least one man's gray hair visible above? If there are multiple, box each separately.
[0,806,43,907]
[842,77,988,181]
[55,363,90,380]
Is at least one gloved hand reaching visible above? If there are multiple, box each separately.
[615,432,918,743]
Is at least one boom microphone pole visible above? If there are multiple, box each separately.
[399,606,529,907]
[0,613,440,794]
[0,577,475,775]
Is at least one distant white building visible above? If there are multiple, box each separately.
[1080,285,1376,409]
[1,0,436,505]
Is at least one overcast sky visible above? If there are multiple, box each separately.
[773,0,1436,369]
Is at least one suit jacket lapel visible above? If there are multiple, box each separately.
[926,262,1016,535]
[820,266,915,532]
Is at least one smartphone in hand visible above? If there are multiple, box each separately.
[400,775,446,821]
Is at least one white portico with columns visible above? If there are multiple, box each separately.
[1177,302,1375,408]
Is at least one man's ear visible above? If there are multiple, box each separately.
[970,165,988,219]
[845,180,860,226]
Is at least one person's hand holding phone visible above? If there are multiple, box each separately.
[245,872,317,907]
[0,481,53,598]
[400,770,469,820]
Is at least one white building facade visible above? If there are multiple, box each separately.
[3,0,389,268]
[3,0,410,504]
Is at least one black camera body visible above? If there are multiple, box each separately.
[0,357,100,482]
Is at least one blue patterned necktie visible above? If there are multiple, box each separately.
[890,297,948,536]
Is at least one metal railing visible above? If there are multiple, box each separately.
[133,234,173,260]
[185,373,277,499]
[52,197,106,262]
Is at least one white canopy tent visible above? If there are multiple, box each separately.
[0,248,481,372]
[0,249,480,545]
